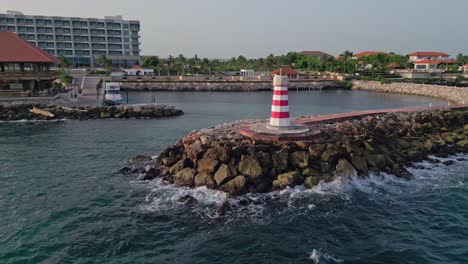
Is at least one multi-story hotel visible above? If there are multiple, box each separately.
[0,10,141,67]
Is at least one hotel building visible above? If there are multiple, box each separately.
[0,10,141,67]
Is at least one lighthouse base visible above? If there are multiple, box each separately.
[239,121,321,141]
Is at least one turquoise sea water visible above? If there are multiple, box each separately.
[1,90,466,263]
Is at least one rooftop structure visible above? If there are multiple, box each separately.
[408,52,450,62]
[0,31,59,97]
[0,10,141,67]
[272,67,299,79]
[300,51,333,59]
[352,51,386,59]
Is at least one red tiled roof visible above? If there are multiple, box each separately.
[413,59,457,65]
[408,52,449,57]
[0,31,59,63]
[353,51,386,58]
[464,64,468,67]
[300,51,332,58]
[272,67,299,76]
[130,65,144,69]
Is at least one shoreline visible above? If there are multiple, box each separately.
[125,106,468,197]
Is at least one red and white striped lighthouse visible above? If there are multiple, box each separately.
[269,75,291,127]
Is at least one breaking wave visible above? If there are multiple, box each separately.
[136,154,467,222]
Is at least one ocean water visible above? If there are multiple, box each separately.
[0,90,466,264]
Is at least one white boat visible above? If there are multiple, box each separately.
[104,82,124,105]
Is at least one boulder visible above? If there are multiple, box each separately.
[169,158,189,175]
[214,164,232,185]
[272,171,304,190]
[304,176,321,189]
[308,144,323,158]
[221,176,246,196]
[350,154,369,176]
[321,147,340,162]
[334,159,357,178]
[197,157,219,174]
[367,154,387,169]
[173,168,195,187]
[143,167,161,180]
[238,155,263,179]
[194,172,216,188]
[272,149,289,173]
[301,167,320,177]
[423,139,433,152]
[187,140,205,160]
[289,151,309,168]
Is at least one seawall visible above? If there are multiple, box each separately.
[120,80,340,92]
[352,80,468,104]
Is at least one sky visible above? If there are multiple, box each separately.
[1,0,467,58]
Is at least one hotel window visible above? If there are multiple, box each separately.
[92,43,106,49]
[26,19,34,25]
[63,21,70,26]
[7,26,15,31]
[47,43,54,48]
[72,21,81,27]
[109,50,123,55]
[16,18,26,25]
[108,44,122,50]
[46,50,55,55]
[0,26,5,31]
[45,20,52,26]
[46,35,53,40]
[7,18,14,24]
[130,24,140,30]
[0,17,5,24]
[416,65,426,69]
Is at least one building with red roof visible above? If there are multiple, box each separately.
[123,64,154,76]
[300,51,333,59]
[0,31,59,97]
[408,52,450,62]
[272,67,300,79]
[462,64,468,73]
[413,59,457,70]
[352,51,386,59]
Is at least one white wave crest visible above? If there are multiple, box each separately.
[309,249,343,263]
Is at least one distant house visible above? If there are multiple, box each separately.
[408,52,450,62]
[124,65,154,76]
[0,31,60,97]
[413,59,457,70]
[240,69,255,77]
[352,51,386,59]
[463,64,468,73]
[272,67,300,79]
[300,51,333,59]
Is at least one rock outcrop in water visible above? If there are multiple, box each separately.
[0,103,184,121]
[131,108,468,197]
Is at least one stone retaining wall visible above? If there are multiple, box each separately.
[120,80,340,92]
[352,80,468,104]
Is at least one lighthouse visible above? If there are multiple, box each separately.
[269,74,291,127]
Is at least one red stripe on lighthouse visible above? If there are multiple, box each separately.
[273,90,288,95]
[272,100,289,106]
[270,111,290,118]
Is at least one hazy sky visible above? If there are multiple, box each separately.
[2,0,467,58]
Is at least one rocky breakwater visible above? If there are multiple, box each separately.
[352,80,468,104]
[0,103,183,121]
[133,108,468,197]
